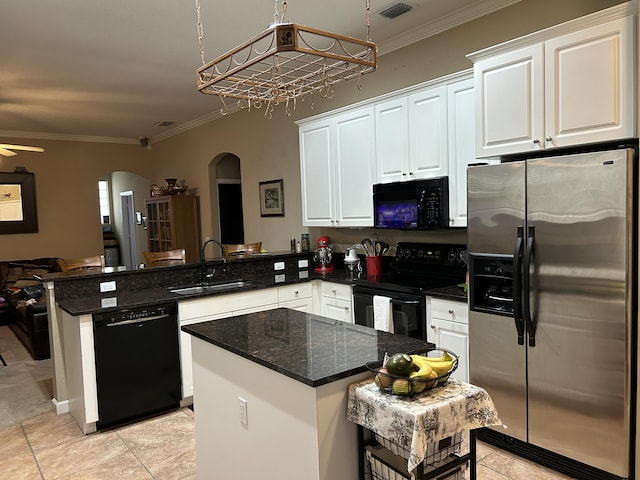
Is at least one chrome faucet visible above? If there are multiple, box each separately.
[201,238,226,283]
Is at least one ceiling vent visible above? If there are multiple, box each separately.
[378,2,413,19]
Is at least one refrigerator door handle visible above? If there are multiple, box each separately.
[523,225,536,347]
[512,226,525,345]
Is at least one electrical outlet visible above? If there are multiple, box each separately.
[101,297,118,308]
[239,397,248,427]
[274,261,285,271]
[298,259,308,269]
[100,281,116,292]
[274,274,285,283]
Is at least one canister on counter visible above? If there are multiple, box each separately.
[301,233,310,252]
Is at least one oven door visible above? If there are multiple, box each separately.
[353,286,426,340]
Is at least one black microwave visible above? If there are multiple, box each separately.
[373,177,449,230]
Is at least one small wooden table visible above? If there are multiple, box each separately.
[347,378,501,479]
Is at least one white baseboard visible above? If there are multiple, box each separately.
[52,398,69,415]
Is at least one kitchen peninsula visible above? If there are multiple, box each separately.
[183,307,431,480]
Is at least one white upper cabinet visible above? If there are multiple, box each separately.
[375,97,409,183]
[408,86,449,179]
[299,121,335,226]
[375,86,448,183]
[299,71,475,228]
[446,78,477,227]
[299,106,375,227]
[473,44,544,157]
[544,17,634,148]
[471,10,634,157]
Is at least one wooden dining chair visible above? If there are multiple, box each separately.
[222,242,262,258]
[58,255,106,272]
[143,249,186,266]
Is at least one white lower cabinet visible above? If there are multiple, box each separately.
[426,297,469,382]
[179,281,354,401]
[319,282,354,323]
[178,288,279,400]
[277,283,314,312]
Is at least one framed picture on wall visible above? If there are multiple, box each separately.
[0,172,38,234]
[259,179,284,217]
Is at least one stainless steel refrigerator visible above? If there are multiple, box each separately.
[467,144,636,480]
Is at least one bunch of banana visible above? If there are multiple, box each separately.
[408,355,437,393]
[419,351,455,376]
[408,352,455,392]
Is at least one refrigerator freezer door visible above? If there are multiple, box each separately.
[526,149,632,478]
[468,161,527,441]
[467,161,526,255]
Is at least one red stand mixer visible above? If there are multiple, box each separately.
[313,235,334,273]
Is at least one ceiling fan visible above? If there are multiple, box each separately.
[0,143,44,157]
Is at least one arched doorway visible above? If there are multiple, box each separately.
[208,153,244,244]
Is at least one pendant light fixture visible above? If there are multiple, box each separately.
[194,0,377,117]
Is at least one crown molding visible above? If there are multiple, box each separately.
[467,2,636,61]
[377,0,523,55]
[0,130,138,145]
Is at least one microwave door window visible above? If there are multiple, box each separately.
[375,199,418,228]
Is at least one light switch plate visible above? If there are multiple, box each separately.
[100,281,116,292]
[274,261,285,271]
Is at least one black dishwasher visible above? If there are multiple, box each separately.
[93,302,181,430]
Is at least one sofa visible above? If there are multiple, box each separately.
[1,258,61,360]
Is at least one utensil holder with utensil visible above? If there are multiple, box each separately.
[366,255,382,276]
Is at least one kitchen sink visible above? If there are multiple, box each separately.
[169,280,257,295]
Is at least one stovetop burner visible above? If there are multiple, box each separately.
[353,242,467,294]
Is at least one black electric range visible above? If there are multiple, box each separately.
[352,243,467,294]
[352,243,467,339]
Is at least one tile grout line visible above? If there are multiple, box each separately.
[115,429,158,479]
[20,421,45,480]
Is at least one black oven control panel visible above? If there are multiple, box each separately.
[396,243,467,266]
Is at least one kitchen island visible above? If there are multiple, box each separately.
[182,307,432,480]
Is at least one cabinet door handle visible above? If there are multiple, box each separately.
[532,138,540,144]
[448,309,454,314]
[332,289,337,295]
[431,325,436,330]
[545,136,552,142]
[294,290,299,295]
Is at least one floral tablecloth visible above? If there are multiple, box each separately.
[346,378,501,472]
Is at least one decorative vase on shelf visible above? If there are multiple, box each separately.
[165,178,189,195]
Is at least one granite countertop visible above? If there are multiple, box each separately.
[424,284,468,302]
[182,307,433,387]
[56,268,358,316]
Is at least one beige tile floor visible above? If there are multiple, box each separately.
[0,405,575,480]
[0,408,196,480]
[0,326,572,480]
